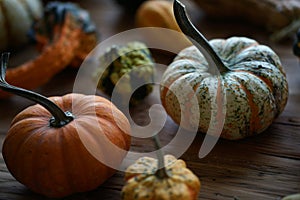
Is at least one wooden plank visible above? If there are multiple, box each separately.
[0,0,300,199]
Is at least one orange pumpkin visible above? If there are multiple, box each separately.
[0,53,131,198]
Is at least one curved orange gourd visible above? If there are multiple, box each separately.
[0,2,97,99]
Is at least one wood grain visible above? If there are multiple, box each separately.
[0,0,300,199]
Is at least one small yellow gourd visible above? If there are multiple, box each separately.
[282,194,300,200]
[135,0,191,52]
[121,137,200,200]
[136,0,181,33]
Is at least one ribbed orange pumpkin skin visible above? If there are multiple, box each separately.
[2,93,131,198]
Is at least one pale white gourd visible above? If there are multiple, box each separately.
[0,0,43,51]
[160,0,289,140]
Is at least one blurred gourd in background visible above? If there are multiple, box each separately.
[135,0,192,52]
[0,0,43,51]
[193,0,300,41]
[0,1,98,99]
[94,41,155,106]
[293,29,300,58]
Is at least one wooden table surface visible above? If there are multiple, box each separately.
[1,0,300,199]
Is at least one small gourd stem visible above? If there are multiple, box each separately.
[153,135,170,179]
[0,53,74,128]
[173,0,228,74]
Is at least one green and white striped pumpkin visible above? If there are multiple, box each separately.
[160,1,289,140]
[160,37,288,140]
[0,0,43,51]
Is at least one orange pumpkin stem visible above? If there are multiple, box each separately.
[173,0,229,74]
[0,53,74,127]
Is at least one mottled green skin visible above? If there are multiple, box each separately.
[160,37,288,140]
[96,42,155,106]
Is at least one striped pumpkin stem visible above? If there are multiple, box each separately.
[173,0,229,74]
